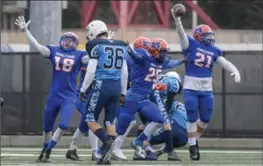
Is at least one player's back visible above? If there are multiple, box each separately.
[47,45,86,101]
[184,36,222,78]
[86,39,128,81]
[170,101,187,130]
[129,48,163,99]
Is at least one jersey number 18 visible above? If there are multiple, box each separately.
[104,47,124,69]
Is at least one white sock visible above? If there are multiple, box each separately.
[69,128,84,150]
[188,137,196,146]
[143,122,162,138]
[52,128,64,142]
[196,132,202,140]
[43,131,52,144]
[123,120,136,138]
[88,130,98,151]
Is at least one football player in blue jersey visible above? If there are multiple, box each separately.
[15,16,89,163]
[132,71,183,161]
[145,71,183,161]
[111,37,151,161]
[144,100,187,160]
[114,37,185,159]
[66,31,116,161]
[171,4,241,160]
[80,20,128,165]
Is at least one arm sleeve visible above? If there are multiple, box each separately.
[24,29,50,57]
[216,56,239,74]
[163,59,184,69]
[121,60,128,95]
[153,90,170,124]
[175,17,189,50]
[80,59,98,92]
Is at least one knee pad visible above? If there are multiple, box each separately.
[58,124,68,130]
[197,119,208,128]
[187,122,197,132]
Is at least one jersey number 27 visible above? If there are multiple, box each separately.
[195,52,212,68]
[104,47,124,69]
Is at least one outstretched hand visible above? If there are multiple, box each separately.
[14,16,31,32]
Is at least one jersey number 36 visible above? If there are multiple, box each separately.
[145,67,162,82]
[104,47,124,69]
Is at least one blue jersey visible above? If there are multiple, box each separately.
[46,45,87,101]
[183,36,222,78]
[86,39,128,80]
[169,101,187,129]
[127,48,183,101]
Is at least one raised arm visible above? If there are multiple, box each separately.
[171,4,189,50]
[14,16,50,57]
[127,46,144,64]
[216,56,241,83]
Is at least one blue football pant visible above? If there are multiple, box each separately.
[148,121,187,148]
[183,89,214,123]
[43,99,75,132]
[116,99,164,135]
[86,80,121,126]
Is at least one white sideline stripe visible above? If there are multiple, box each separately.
[1,149,262,154]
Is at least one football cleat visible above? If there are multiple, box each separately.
[97,139,113,165]
[66,149,80,161]
[167,150,182,161]
[189,145,200,161]
[111,149,127,161]
[35,148,45,162]
[42,149,51,163]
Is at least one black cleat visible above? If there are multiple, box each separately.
[42,149,51,163]
[35,148,45,162]
[189,145,200,161]
[97,139,113,165]
[167,150,182,161]
[66,149,80,161]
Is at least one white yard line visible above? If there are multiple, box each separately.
[1,148,262,154]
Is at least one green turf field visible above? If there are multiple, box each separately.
[1,147,262,166]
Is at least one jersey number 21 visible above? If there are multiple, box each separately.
[195,52,212,68]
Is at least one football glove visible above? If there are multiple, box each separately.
[108,30,116,39]
[79,92,87,102]
[231,71,241,83]
[153,82,168,92]
[14,16,31,32]
[1,97,4,107]
[119,94,125,106]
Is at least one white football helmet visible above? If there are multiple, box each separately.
[86,20,108,41]
[165,71,182,83]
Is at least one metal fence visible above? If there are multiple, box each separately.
[1,51,262,138]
